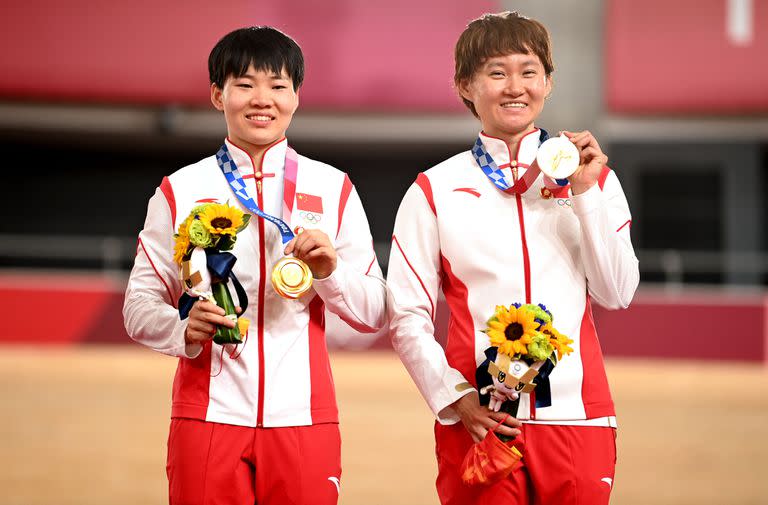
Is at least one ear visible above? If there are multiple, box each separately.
[544,74,553,98]
[457,79,474,104]
[210,83,224,111]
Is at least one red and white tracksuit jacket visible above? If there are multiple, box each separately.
[124,138,386,428]
[387,129,639,427]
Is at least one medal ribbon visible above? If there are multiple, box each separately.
[216,143,298,244]
[532,357,555,408]
[471,129,569,192]
[178,250,248,320]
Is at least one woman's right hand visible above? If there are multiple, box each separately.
[451,392,522,443]
[184,300,237,345]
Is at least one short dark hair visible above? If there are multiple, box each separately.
[208,26,304,91]
[454,12,554,117]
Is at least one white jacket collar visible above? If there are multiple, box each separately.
[224,137,288,179]
[478,128,541,169]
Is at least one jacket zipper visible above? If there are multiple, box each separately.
[510,141,534,419]
[515,193,532,306]
[256,177,266,427]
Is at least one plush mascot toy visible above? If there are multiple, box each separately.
[180,246,214,302]
[477,348,541,412]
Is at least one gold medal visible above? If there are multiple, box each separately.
[271,257,313,299]
[536,135,579,179]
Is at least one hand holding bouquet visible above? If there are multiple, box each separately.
[174,202,251,344]
[461,302,574,487]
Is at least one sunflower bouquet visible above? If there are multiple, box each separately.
[479,303,573,415]
[461,303,574,486]
[174,202,251,344]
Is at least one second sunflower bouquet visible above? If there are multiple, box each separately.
[174,202,251,344]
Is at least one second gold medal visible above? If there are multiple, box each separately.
[271,257,313,299]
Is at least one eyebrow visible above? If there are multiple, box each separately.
[240,72,289,80]
[485,59,540,69]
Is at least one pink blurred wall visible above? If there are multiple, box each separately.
[0,0,495,111]
[606,0,768,113]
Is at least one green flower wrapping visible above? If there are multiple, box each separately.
[188,219,214,248]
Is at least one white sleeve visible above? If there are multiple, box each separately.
[571,170,640,310]
[386,180,474,425]
[312,184,386,333]
[122,188,201,358]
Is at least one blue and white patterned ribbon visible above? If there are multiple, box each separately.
[216,144,296,244]
[471,128,569,191]
[471,137,514,191]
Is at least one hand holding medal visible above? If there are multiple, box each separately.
[277,228,336,298]
[535,134,580,180]
[549,130,609,195]
[216,143,329,300]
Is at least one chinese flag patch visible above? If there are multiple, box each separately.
[296,193,323,214]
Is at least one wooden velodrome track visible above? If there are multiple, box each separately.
[1,347,766,505]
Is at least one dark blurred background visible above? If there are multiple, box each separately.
[2,0,766,288]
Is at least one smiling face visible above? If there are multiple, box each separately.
[459,52,551,142]
[210,64,299,158]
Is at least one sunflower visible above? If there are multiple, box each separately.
[173,215,193,265]
[486,304,540,358]
[542,323,574,360]
[199,203,245,236]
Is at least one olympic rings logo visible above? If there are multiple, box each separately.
[300,211,322,223]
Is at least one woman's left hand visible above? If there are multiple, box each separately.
[284,229,337,279]
[561,130,608,195]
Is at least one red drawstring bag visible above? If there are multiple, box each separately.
[460,415,525,486]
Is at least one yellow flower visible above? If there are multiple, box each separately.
[173,216,193,265]
[542,323,574,360]
[199,203,245,236]
[486,305,539,358]
[237,317,250,337]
